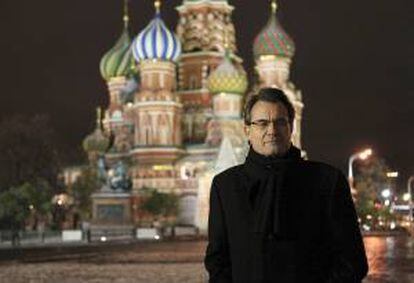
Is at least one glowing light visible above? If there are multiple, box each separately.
[403,193,411,202]
[386,171,399,178]
[362,224,371,231]
[154,235,160,240]
[153,165,173,171]
[358,148,372,160]
[180,166,189,180]
[382,189,391,199]
[100,236,107,242]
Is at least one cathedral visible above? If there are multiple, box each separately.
[82,0,304,232]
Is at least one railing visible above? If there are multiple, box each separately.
[0,226,203,247]
[0,230,64,246]
[90,228,135,242]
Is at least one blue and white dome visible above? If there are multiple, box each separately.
[132,11,181,62]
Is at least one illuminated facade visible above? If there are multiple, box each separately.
[83,0,304,232]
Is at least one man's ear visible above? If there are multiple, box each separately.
[289,122,294,134]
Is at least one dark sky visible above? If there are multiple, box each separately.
[1,0,412,188]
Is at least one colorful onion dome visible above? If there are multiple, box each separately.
[253,1,295,59]
[132,1,181,62]
[100,1,134,80]
[83,109,110,153]
[99,28,134,81]
[207,51,248,95]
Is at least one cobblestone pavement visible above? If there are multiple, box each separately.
[0,237,413,282]
[363,236,414,283]
[0,263,207,283]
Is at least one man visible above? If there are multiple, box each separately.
[204,88,368,283]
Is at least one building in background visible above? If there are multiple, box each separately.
[82,0,304,233]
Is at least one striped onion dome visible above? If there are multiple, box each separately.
[100,28,134,81]
[132,9,181,62]
[83,110,110,153]
[208,51,248,95]
[253,1,295,59]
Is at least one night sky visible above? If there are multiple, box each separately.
[1,0,412,189]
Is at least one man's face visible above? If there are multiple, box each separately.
[244,101,292,157]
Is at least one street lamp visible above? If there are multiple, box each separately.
[348,148,372,180]
[348,148,373,192]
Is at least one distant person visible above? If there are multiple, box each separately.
[82,221,91,243]
[204,88,368,282]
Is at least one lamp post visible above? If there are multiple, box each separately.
[348,148,372,194]
[408,176,414,226]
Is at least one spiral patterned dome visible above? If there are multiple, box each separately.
[253,2,295,59]
[100,28,134,81]
[208,52,248,95]
[132,11,181,62]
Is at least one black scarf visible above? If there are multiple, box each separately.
[244,145,302,237]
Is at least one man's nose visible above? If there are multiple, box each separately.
[266,122,278,135]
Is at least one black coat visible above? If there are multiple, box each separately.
[204,149,368,283]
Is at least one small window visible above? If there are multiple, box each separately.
[189,75,197,89]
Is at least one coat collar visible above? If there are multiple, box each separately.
[242,145,302,181]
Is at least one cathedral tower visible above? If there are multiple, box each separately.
[206,45,249,170]
[253,0,304,149]
[130,0,183,191]
[99,0,135,155]
[175,0,243,144]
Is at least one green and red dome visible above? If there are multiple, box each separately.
[253,2,295,59]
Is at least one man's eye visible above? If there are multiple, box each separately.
[276,119,288,126]
[256,121,269,127]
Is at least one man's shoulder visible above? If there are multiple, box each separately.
[301,160,343,177]
[213,164,244,184]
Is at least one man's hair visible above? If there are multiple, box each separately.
[243,88,295,126]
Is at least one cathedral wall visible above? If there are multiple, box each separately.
[139,60,176,91]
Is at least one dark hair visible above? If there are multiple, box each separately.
[243,88,295,126]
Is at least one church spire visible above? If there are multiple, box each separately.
[123,0,129,29]
[154,0,161,14]
[96,107,102,129]
[271,0,277,14]
[223,28,231,58]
